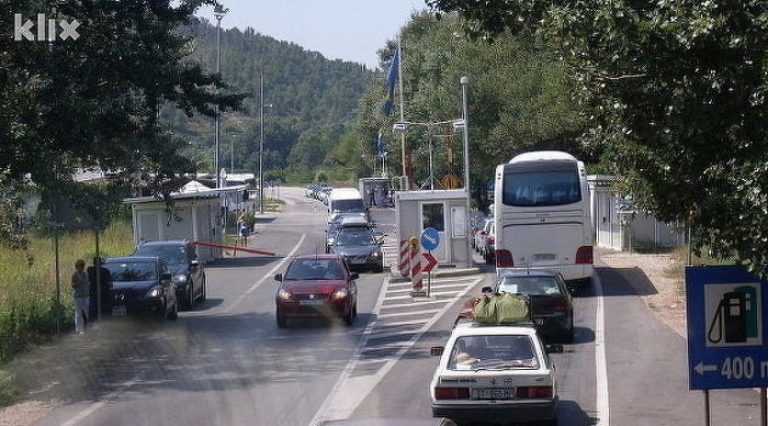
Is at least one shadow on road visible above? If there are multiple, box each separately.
[185,297,224,312]
[556,399,599,425]
[595,266,658,297]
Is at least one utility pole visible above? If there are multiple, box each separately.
[461,76,472,268]
[259,72,265,214]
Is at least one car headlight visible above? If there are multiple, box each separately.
[277,289,293,301]
[332,288,349,300]
[145,287,163,298]
[327,238,335,245]
[370,250,381,258]
[174,274,188,283]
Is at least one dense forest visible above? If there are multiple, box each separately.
[162,19,376,182]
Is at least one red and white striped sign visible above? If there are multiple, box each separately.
[411,244,423,291]
[399,240,410,277]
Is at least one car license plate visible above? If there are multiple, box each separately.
[534,253,556,261]
[350,258,366,265]
[112,305,127,317]
[472,388,515,400]
[299,300,323,306]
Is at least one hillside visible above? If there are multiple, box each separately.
[162,19,375,181]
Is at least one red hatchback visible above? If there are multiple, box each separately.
[274,254,359,328]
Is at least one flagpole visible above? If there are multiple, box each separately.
[397,37,408,191]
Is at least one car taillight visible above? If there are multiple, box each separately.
[495,249,514,268]
[554,297,569,312]
[575,246,593,265]
[434,387,470,400]
[517,386,553,399]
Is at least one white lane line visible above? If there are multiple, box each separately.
[594,273,610,426]
[384,290,462,301]
[225,233,306,314]
[61,374,143,426]
[380,299,452,310]
[366,329,420,341]
[370,319,429,328]
[376,309,442,319]
[309,277,482,425]
[386,282,469,294]
[307,275,391,426]
[386,277,476,288]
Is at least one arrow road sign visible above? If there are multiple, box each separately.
[422,252,438,273]
[694,361,718,375]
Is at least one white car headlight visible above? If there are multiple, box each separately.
[370,250,381,258]
[277,289,293,301]
[332,288,349,300]
[145,287,163,298]
[174,274,188,283]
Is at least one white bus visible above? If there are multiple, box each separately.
[493,151,593,284]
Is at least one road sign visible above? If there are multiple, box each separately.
[421,227,440,251]
[686,266,768,390]
[422,252,438,273]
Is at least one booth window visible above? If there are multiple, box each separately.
[422,203,445,232]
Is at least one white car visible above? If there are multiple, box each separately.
[430,322,561,425]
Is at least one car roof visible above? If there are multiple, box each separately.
[452,322,539,337]
[106,256,161,263]
[498,270,558,278]
[340,216,370,226]
[137,240,188,246]
[293,254,342,261]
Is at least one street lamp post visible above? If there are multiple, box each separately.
[258,74,274,214]
[213,5,228,188]
[460,76,472,268]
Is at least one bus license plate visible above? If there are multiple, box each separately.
[112,305,127,317]
[472,388,515,400]
[534,253,556,261]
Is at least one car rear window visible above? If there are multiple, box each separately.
[498,277,562,296]
[106,262,157,281]
[448,335,539,371]
[331,199,365,213]
[135,244,187,265]
[285,259,344,280]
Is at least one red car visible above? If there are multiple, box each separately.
[274,254,359,328]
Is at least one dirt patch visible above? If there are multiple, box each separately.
[0,400,56,426]
[600,250,687,338]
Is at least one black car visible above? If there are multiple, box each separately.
[326,213,375,253]
[104,256,178,320]
[134,240,206,310]
[494,270,574,342]
[330,228,384,273]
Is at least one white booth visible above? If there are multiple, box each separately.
[395,189,471,269]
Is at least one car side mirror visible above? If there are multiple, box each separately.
[546,344,564,354]
[430,346,444,356]
[274,273,283,282]
[162,272,172,281]
[190,259,199,267]
[350,272,360,280]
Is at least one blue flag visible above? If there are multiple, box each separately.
[382,47,399,116]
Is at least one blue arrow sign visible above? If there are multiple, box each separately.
[686,265,768,390]
[421,227,440,251]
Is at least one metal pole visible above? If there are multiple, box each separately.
[259,72,264,214]
[687,224,692,265]
[230,134,234,172]
[461,76,472,268]
[428,125,434,190]
[397,38,408,190]
[704,390,711,426]
[54,231,60,335]
[95,230,101,325]
[214,14,222,188]
[761,388,767,426]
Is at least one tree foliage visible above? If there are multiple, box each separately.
[427,1,768,270]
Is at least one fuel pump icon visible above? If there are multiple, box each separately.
[707,286,758,344]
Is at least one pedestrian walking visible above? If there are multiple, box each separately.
[237,210,250,249]
[87,256,113,322]
[71,259,90,335]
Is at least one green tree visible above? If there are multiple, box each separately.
[428,1,768,271]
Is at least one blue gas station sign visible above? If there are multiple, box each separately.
[686,266,768,390]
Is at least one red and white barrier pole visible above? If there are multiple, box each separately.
[399,239,410,277]
[410,237,423,291]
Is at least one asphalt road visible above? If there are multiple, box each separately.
[31,187,766,426]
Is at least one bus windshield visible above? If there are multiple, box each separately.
[503,169,581,207]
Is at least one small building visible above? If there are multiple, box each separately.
[359,177,395,209]
[588,175,685,251]
[123,181,248,263]
[395,189,471,269]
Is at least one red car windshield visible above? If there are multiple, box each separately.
[284,259,344,280]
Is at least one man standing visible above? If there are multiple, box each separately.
[87,256,112,323]
[71,259,90,335]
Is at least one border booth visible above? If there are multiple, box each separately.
[395,189,471,270]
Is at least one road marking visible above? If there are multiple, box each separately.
[309,277,481,425]
[60,374,143,426]
[370,318,429,328]
[366,329,419,341]
[225,233,306,314]
[379,299,452,310]
[384,290,463,301]
[386,282,469,293]
[594,273,610,426]
[376,309,442,319]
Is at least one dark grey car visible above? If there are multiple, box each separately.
[134,240,206,310]
[330,229,384,273]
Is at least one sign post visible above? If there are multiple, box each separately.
[420,227,440,297]
[686,266,768,425]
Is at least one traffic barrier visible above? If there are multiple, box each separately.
[399,240,410,277]
[191,241,276,256]
[410,241,422,291]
